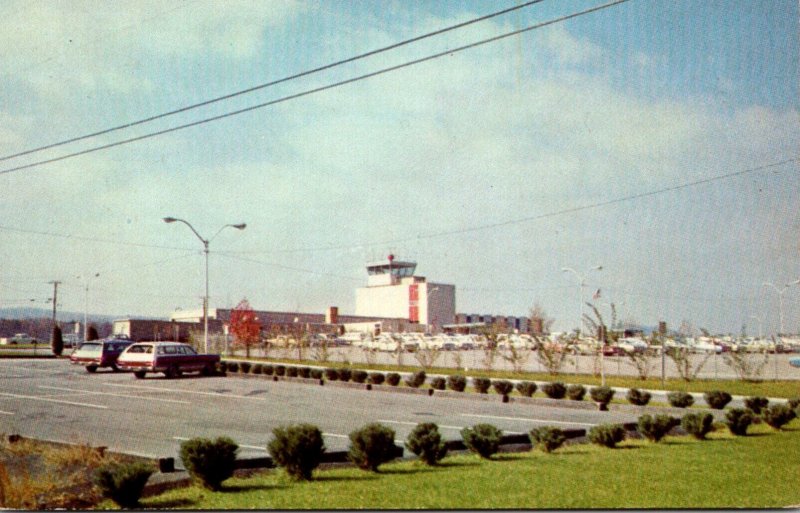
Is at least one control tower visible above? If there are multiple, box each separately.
[355,255,455,330]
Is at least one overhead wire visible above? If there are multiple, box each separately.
[0,0,631,177]
[0,0,547,164]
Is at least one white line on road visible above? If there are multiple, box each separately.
[0,410,14,415]
[172,436,269,452]
[322,433,349,439]
[109,383,271,401]
[461,413,595,427]
[38,385,192,405]
[378,419,466,431]
[0,392,108,410]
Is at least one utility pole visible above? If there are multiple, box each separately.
[49,280,61,326]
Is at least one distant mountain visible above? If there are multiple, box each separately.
[0,307,121,324]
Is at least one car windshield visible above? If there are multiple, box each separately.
[77,343,102,354]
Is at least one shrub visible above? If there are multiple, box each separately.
[492,380,514,396]
[239,362,252,374]
[324,368,339,381]
[262,364,274,376]
[703,390,732,410]
[529,426,566,453]
[405,371,426,388]
[274,365,286,377]
[588,424,626,448]
[297,367,311,379]
[179,437,239,490]
[667,391,694,408]
[310,369,323,380]
[472,377,491,394]
[590,386,615,406]
[787,398,799,420]
[386,372,401,386]
[743,396,769,415]
[542,382,567,399]
[681,413,714,440]
[227,362,239,373]
[567,384,586,401]
[268,424,326,480]
[725,408,754,436]
[351,370,368,384]
[637,414,679,442]
[461,424,502,459]
[626,388,651,406]
[515,381,537,397]
[430,377,446,390]
[348,423,398,472]
[447,374,467,392]
[368,372,386,385]
[337,368,352,382]
[405,423,447,465]
[51,325,64,357]
[94,462,154,508]
[250,363,263,375]
[762,404,794,430]
[286,366,298,378]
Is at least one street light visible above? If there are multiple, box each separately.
[163,217,246,353]
[561,265,603,336]
[762,279,800,335]
[77,273,100,343]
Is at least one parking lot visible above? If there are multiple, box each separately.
[0,359,644,466]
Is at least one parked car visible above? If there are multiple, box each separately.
[116,341,221,379]
[69,339,134,372]
[790,357,800,368]
[7,333,38,345]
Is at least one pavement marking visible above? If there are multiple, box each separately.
[109,383,272,401]
[322,433,350,439]
[378,419,466,431]
[0,392,108,410]
[461,413,595,427]
[0,410,14,415]
[172,436,268,452]
[38,385,192,405]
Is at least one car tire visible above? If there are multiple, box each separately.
[165,366,181,379]
[111,364,120,372]
[133,371,146,379]
[201,364,213,377]
[86,365,97,373]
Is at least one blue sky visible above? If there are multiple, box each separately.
[0,0,798,335]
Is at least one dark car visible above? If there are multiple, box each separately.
[69,339,134,372]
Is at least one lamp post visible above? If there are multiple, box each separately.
[78,273,100,342]
[561,265,603,336]
[163,217,246,353]
[762,280,800,336]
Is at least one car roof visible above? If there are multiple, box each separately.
[131,341,185,346]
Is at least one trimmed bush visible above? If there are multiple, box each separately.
[447,374,467,392]
[227,362,239,373]
[286,366,298,378]
[681,413,714,440]
[310,368,323,380]
[405,371,426,388]
[567,384,586,401]
[667,391,694,408]
[627,388,652,406]
[743,396,769,415]
[472,377,491,394]
[405,423,448,465]
[461,424,502,459]
[529,426,566,453]
[274,365,286,377]
[268,424,326,480]
[542,382,567,400]
[250,363,263,375]
[352,370,368,384]
[492,380,514,396]
[94,462,154,509]
[703,390,732,410]
[762,404,794,430]
[386,372,401,386]
[180,436,239,490]
[262,364,274,376]
[368,372,386,385]
[787,399,799,420]
[515,381,537,397]
[338,368,352,382]
[430,377,446,390]
[590,386,615,406]
[637,414,679,442]
[348,423,398,472]
[298,367,311,379]
[324,368,339,381]
[239,362,252,374]
[725,408,754,436]
[588,424,626,448]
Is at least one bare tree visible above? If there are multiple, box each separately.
[479,325,501,371]
[722,344,769,382]
[529,303,555,334]
[532,333,575,376]
[414,339,441,370]
[501,342,531,373]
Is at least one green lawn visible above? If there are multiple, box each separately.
[137,420,800,510]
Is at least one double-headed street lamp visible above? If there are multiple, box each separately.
[562,265,603,336]
[762,279,800,335]
[163,217,246,353]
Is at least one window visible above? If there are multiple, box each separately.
[127,345,145,354]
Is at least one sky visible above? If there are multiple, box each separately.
[0,0,798,336]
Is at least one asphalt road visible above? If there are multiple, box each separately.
[0,359,645,466]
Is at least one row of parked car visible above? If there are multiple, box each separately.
[69,338,220,379]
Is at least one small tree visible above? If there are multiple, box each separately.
[492,380,514,397]
[50,325,64,357]
[461,424,502,459]
[681,413,714,440]
[566,384,586,401]
[268,424,326,480]
[414,340,441,370]
[743,397,769,415]
[722,347,769,382]
[500,343,531,374]
[703,390,733,410]
[626,388,652,406]
[180,437,239,490]
[637,414,679,442]
[348,423,398,472]
[529,426,566,453]
[516,381,537,397]
[725,408,754,436]
[588,424,626,448]
[229,299,261,359]
[541,382,567,399]
[94,462,154,509]
[762,404,794,430]
[667,391,694,408]
[532,334,574,376]
[405,370,426,388]
[86,324,100,341]
[447,374,467,392]
[472,377,491,394]
[405,423,448,466]
[590,386,615,409]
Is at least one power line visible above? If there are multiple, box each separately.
[215,253,362,282]
[0,0,630,176]
[0,0,547,164]
[0,224,195,252]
